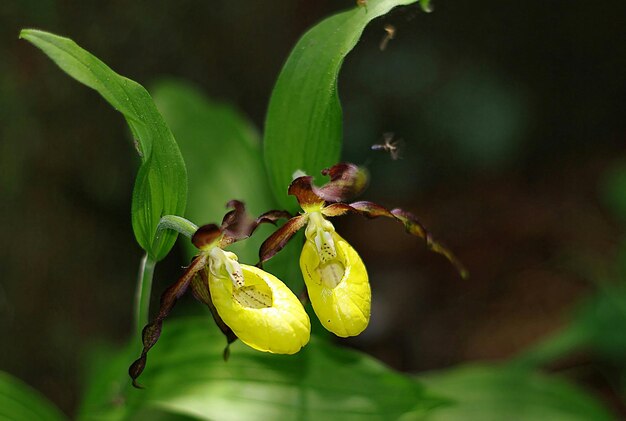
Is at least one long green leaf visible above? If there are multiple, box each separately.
[263,0,419,210]
[0,371,67,421]
[20,29,187,261]
[81,317,439,420]
[419,365,616,421]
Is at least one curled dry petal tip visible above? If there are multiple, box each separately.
[131,378,144,389]
[223,344,231,361]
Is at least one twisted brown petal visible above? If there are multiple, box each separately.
[258,214,308,265]
[192,224,223,250]
[316,163,369,202]
[129,254,208,388]
[348,201,468,279]
[219,202,293,248]
[221,200,247,228]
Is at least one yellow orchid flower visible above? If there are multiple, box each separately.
[130,201,310,387]
[206,247,310,354]
[258,163,467,338]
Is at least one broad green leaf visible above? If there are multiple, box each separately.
[263,0,420,210]
[419,365,615,421]
[81,317,438,421]
[20,29,187,261]
[0,371,67,421]
[151,79,305,290]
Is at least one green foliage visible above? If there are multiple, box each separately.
[20,29,187,261]
[19,3,621,420]
[420,365,616,421]
[81,317,439,421]
[0,371,67,421]
[263,0,419,211]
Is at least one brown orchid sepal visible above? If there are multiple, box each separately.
[129,254,213,388]
[343,201,468,279]
[258,214,308,266]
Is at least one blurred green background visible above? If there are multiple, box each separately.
[1,0,626,417]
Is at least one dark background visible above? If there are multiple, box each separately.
[1,0,626,416]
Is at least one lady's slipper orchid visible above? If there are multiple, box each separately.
[129,201,310,387]
[258,163,467,338]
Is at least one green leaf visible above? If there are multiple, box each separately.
[0,371,67,421]
[20,29,187,261]
[263,0,419,210]
[83,317,438,421]
[419,365,616,421]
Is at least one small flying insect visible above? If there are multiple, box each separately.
[379,24,396,51]
[371,132,404,160]
[356,0,368,10]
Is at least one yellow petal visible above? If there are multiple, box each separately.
[209,264,310,354]
[300,232,371,337]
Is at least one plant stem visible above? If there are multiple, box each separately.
[133,215,197,335]
[134,253,156,335]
